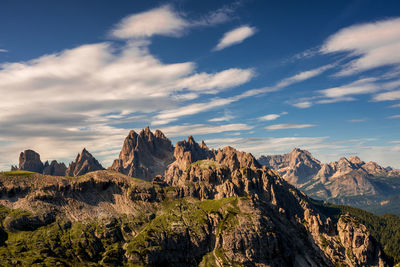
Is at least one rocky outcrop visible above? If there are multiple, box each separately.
[66,148,104,176]
[43,160,67,176]
[337,214,386,266]
[18,149,44,173]
[258,148,321,186]
[110,127,174,181]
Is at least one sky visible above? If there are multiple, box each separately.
[1,0,400,170]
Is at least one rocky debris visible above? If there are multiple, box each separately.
[66,148,104,177]
[43,160,67,176]
[258,148,321,186]
[18,149,44,173]
[110,127,174,181]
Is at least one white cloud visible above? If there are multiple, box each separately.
[388,114,400,119]
[214,25,256,51]
[292,101,313,109]
[176,68,254,94]
[321,18,400,75]
[0,49,7,53]
[318,78,379,98]
[111,5,188,39]
[259,114,280,121]
[276,64,334,88]
[152,98,236,125]
[208,114,234,122]
[265,124,316,130]
[373,90,400,101]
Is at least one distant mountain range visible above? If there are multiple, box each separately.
[258,148,400,215]
[0,127,394,266]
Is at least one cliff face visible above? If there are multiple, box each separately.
[65,148,104,177]
[18,150,44,173]
[109,127,174,181]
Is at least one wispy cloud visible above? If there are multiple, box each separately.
[208,112,234,122]
[159,123,253,137]
[151,65,328,125]
[214,25,256,51]
[0,49,7,53]
[388,114,400,119]
[390,103,400,108]
[258,111,287,121]
[321,17,400,75]
[318,78,379,98]
[373,90,400,101]
[265,123,316,130]
[348,118,368,122]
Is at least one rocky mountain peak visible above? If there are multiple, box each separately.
[258,148,321,186]
[18,149,44,173]
[109,127,174,180]
[66,148,104,177]
[348,156,364,166]
[200,140,208,149]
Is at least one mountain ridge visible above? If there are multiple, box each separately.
[258,148,400,215]
[0,127,392,266]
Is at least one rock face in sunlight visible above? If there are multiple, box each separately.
[18,149,44,173]
[258,149,400,216]
[65,148,104,177]
[258,148,321,186]
[0,130,391,266]
[109,126,174,181]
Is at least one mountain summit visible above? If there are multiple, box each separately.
[109,127,174,180]
[258,148,321,186]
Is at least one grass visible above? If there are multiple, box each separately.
[0,170,35,176]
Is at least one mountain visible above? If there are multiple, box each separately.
[109,126,174,181]
[0,131,392,266]
[258,149,400,215]
[258,148,321,186]
[66,148,104,176]
[12,148,103,177]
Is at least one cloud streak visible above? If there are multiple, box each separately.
[214,25,256,51]
[322,17,400,75]
[265,124,316,130]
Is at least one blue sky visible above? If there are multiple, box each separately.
[1,0,400,169]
